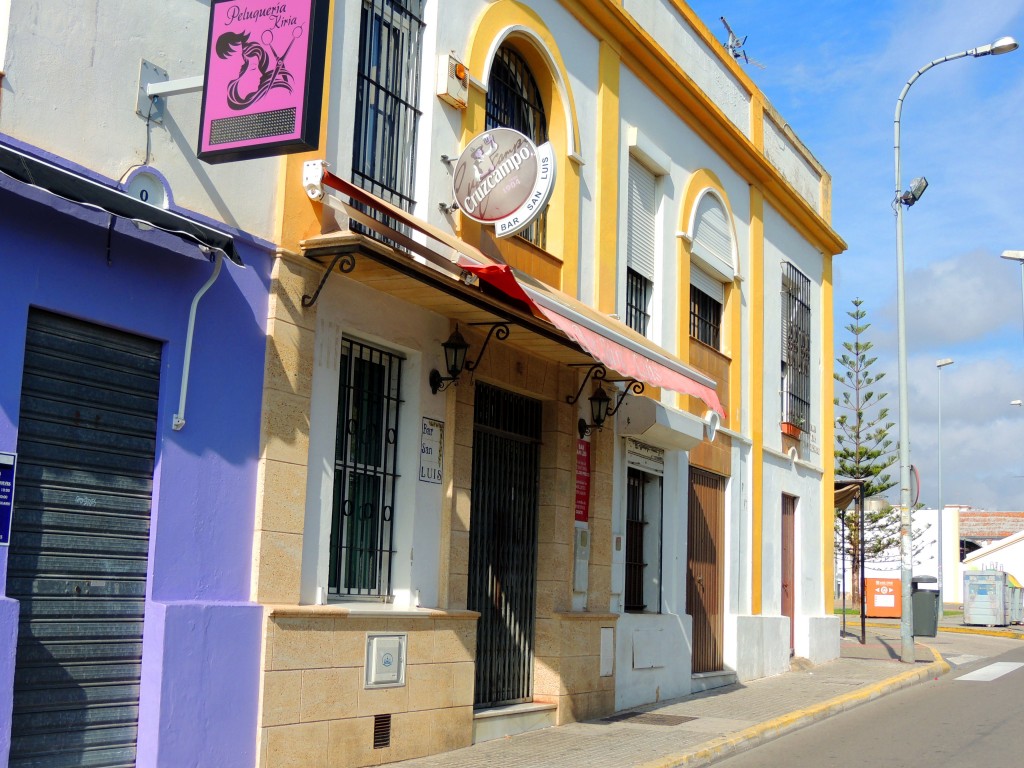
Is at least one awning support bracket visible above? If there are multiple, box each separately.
[173,250,223,431]
[463,322,510,372]
[302,251,356,307]
[566,363,644,414]
[606,379,645,416]
[566,363,609,405]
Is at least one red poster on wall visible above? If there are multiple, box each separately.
[575,439,591,523]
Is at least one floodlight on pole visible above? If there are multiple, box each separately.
[1001,250,1024,347]
[893,36,1018,664]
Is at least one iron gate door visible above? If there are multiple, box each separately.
[8,309,160,767]
[687,467,725,673]
[468,383,541,707]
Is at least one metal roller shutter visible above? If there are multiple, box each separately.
[8,309,160,768]
[626,156,657,281]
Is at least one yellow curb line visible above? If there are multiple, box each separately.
[860,621,1024,640]
[636,647,950,768]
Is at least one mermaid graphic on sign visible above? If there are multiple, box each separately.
[215,25,303,110]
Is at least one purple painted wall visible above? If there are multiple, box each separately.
[0,136,270,768]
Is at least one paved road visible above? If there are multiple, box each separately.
[714,633,1024,768]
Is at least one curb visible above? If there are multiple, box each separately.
[637,647,950,768]
[860,620,1024,640]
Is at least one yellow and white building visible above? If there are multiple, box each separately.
[252,1,846,765]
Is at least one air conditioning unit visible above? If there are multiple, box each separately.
[436,53,468,109]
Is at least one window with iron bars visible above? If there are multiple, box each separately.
[624,468,648,612]
[626,267,652,337]
[781,263,811,429]
[486,46,548,249]
[330,339,403,598]
[690,286,722,349]
[352,0,424,218]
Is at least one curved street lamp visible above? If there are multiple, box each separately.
[893,35,1018,663]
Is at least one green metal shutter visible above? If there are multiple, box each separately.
[8,309,160,768]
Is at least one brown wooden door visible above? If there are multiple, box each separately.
[781,494,797,654]
[687,468,725,673]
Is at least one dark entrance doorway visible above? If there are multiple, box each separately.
[687,467,725,673]
[468,383,541,707]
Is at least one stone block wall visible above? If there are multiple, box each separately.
[257,610,478,767]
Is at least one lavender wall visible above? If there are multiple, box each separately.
[0,137,270,767]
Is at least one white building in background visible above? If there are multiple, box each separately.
[836,504,1024,608]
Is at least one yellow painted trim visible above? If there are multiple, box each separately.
[822,255,835,613]
[750,92,766,154]
[749,186,765,615]
[464,0,583,292]
[559,1,846,258]
[277,1,337,251]
[728,281,742,434]
[595,41,620,314]
[676,236,692,373]
[679,171,741,429]
[466,2,582,157]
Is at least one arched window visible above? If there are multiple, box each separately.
[486,45,548,249]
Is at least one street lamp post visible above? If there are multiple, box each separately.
[1001,251,1024,346]
[893,36,1018,663]
[935,358,953,620]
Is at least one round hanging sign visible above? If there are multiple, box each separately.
[451,127,556,238]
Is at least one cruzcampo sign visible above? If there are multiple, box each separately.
[452,127,556,238]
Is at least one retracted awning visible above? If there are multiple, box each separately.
[834,482,863,512]
[0,141,238,264]
[310,165,723,417]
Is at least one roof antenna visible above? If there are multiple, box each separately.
[721,17,766,69]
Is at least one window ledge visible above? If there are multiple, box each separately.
[267,603,480,621]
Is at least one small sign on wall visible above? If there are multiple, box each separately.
[0,452,16,546]
[198,0,329,163]
[575,439,590,523]
[625,438,665,477]
[419,417,444,484]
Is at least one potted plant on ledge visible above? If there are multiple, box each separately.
[781,418,804,438]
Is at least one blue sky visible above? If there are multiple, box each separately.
[687,1,1024,510]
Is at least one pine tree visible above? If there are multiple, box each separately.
[834,298,899,601]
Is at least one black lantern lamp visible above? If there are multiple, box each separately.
[578,385,611,439]
[429,323,510,395]
[429,327,470,394]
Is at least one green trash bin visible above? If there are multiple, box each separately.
[912,575,939,637]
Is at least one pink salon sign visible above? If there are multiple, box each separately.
[452,127,556,238]
[198,0,328,163]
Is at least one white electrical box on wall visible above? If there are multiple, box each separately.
[610,534,625,595]
[436,53,469,109]
[573,526,590,593]
[365,633,407,688]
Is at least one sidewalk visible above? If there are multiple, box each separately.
[394,628,950,768]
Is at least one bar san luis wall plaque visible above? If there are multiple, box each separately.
[198,0,329,163]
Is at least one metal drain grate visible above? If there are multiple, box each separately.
[373,714,392,748]
[602,712,697,726]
